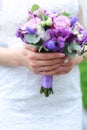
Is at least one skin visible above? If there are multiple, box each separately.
[0,4,86,76]
[23,44,86,75]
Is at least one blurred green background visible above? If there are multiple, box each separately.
[79,61,87,109]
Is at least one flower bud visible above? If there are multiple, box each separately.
[45,18,52,26]
[40,21,46,27]
[37,25,42,33]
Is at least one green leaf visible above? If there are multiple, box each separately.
[38,45,43,52]
[66,52,76,58]
[43,47,49,52]
[40,13,48,21]
[61,12,70,17]
[31,4,40,12]
[74,44,81,51]
[67,46,72,53]
[80,48,87,55]
[24,34,40,44]
[68,42,81,52]
[65,42,81,57]
[71,42,81,51]
[33,36,41,44]
[27,43,40,48]
[24,34,35,43]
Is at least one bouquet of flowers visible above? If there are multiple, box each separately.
[16,4,87,97]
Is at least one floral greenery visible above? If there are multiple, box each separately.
[79,61,87,109]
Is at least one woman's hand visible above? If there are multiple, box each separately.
[22,46,66,75]
[23,45,78,75]
[0,45,83,75]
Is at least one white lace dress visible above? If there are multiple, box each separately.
[0,0,83,130]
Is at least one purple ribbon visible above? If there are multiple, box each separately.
[42,75,53,88]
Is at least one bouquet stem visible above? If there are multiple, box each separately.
[40,75,53,97]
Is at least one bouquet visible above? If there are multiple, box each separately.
[16,4,87,97]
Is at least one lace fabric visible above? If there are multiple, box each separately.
[0,0,83,130]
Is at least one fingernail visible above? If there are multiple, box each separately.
[64,59,69,63]
[59,66,64,69]
[60,53,65,57]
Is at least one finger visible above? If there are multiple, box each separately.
[59,57,73,66]
[37,62,73,75]
[25,44,65,60]
[26,51,65,60]
[34,63,62,73]
[37,66,64,75]
[55,64,73,75]
[58,66,72,74]
[24,44,38,52]
[29,57,68,68]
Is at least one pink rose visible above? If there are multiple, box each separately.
[53,15,71,29]
[21,17,41,30]
[34,8,47,16]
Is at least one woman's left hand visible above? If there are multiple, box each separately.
[60,54,83,75]
[57,57,76,75]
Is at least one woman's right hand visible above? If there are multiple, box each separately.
[22,45,71,75]
[0,46,71,75]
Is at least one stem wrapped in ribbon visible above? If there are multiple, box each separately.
[40,75,53,97]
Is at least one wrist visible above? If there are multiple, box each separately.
[0,47,25,67]
[12,48,26,67]
[73,54,85,65]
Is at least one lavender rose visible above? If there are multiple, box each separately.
[53,15,71,29]
[20,17,41,31]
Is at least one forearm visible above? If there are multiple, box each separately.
[0,47,24,66]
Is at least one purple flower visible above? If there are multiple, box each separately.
[16,28,24,41]
[57,36,65,48]
[48,28,71,40]
[70,16,78,27]
[43,40,57,51]
[53,15,71,29]
[26,27,36,34]
[65,33,77,43]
